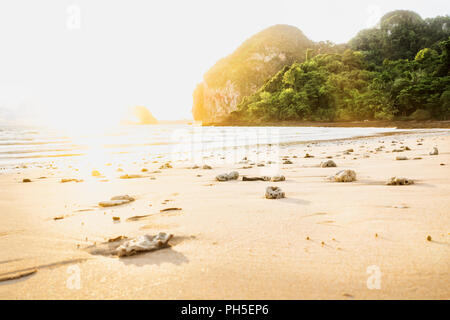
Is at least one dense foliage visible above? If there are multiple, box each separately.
[228,11,450,123]
[203,24,313,95]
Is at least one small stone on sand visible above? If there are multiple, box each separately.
[116,232,173,257]
[242,176,270,181]
[216,171,239,181]
[429,147,439,155]
[111,195,135,202]
[329,170,356,182]
[386,177,414,185]
[271,175,286,182]
[120,174,143,179]
[265,186,285,199]
[320,160,337,168]
[61,178,83,183]
[159,163,173,169]
[92,170,101,177]
[99,195,135,207]
[160,207,182,212]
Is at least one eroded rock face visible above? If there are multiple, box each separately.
[192,81,241,124]
[329,170,356,182]
[191,25,313,123]
[320,160,337,168]
[386,177,414,185]
[265,186,285,199]
[216,171,239,181]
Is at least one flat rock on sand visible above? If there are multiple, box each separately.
[386,177,414,185]
[120,174,144,179]
[86,232,173,257]
[242,176,270,181]
[271,174,286,182]
[216,171,239,181]
[99,195,135,207]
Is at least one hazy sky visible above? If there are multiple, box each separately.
[0,0,448,127]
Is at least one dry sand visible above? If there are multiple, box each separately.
[0,130,449,299]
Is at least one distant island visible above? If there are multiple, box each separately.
[192,10,450,125]
[121,106,158,125]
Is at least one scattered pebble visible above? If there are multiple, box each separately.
[271,174,286,182]
[386,177,414,186]
[120,174,143,179]
[242,176,270,181]
[429,147,439,155]
[265,186,285,199]
[160,207,182,212]
[216,171,239,181]
[116,233,173,257]
[328,170,356,182]
[320,160,337,168]
[91,170,101,177]
[61,178,83,183]
[99,195,135,207]
[159,163,173,169]
[108,236,127,242]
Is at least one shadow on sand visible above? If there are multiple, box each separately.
[118,247,189,267]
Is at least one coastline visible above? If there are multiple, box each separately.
[201,120,450,129]
[0,129,449,299]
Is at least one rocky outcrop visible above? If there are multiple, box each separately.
[192,25,313,123]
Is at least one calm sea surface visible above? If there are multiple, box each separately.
[0,124,436,166]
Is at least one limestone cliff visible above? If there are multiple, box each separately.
[192,24,314,123]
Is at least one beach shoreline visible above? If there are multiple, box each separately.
[202,120,450,129]
[0,129,449,299]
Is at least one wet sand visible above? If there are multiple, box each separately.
[0,130,449,299]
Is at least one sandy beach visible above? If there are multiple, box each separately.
[0,130,449,299]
